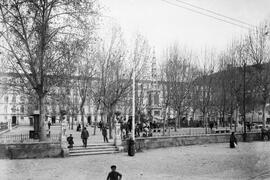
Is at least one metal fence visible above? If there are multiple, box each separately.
[149,127,262,137]
[0,133,61,144]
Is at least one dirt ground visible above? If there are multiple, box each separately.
[0,141,270,180]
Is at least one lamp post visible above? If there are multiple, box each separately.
[128,59,136,156]
[132,64,136,140]
[243,61,247,141]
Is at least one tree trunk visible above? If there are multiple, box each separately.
[107,111,113,139]
[203,112,207,134]
[81,108,84,128]
[230,105,233,130]
[174,110,179,132]
[222,109,225,127]
[94,114,97,135]
[234,107,238,132]
[71,115,74,130]
[192,109,196,127]
[39,95,46,141]
[162,106,167,136]
[177,110,181,129]
[262,102,266,128]
[93,103,100,135]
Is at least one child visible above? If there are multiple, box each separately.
[107,165,122,180]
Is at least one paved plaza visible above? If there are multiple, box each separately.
[0,141,270,180]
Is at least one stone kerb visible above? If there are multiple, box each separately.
[122,132,261,152]
[0,141,63,159]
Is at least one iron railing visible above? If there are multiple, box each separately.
[0,133,61,144]
[149,127,262,137]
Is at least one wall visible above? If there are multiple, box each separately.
[123,132,261,152]
[0,142,65,159]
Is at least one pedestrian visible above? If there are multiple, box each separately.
[99,120,104,131]
[62,119,67,136]
[81,127,89,148]
[77,123,81,132]
[107,165,122,180]
[48,121,52,130]
[67,134,74,148]
[102,126,109,143]
[230,132,237,148]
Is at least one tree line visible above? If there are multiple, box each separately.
[0,1,269,140]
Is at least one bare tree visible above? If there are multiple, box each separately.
[0,0,99,140]
[75,35,98,128]
[193,50,215,133]
[94,29,150,139]
[160,65,171,135]
[246,24,270,127]
[163,45,197,131]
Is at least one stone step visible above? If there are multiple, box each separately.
[69,147,118,153]
[69,150,119,156]
[71,146,117,151]
[71,143,115,149]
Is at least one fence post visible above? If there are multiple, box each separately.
[20,134,23,143]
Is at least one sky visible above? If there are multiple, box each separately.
[99,0,270,63]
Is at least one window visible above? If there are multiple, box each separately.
[20,105,24,113]
[74,96,79,104]
[12,95,16,103]
[4,106,7,113]
[66,88,71,95]
[154,111,160,116]
[4,96,8,103]
[20,96,25,103]
[11,105,16,113]
[148,93,152,106]
[154,93,159,105]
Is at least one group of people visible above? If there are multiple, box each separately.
[66,121,109,148]
[119,120,153,139]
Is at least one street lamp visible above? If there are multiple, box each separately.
[132,64,136,141]
[128,58,136,156]
[243,61,247,141]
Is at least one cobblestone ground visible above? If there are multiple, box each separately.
[1,141,270,180]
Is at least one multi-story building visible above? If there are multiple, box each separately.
[0,73,29,126]
[0,75,165,127]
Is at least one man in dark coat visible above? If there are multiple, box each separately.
[77,123,81,132]
[230,132,237,148]
[99,120,104,131]
[67,134,74,148]
[107,165,122,180]
[48,121,52,130]
[102,127,109,143]
[81,127,89,148]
